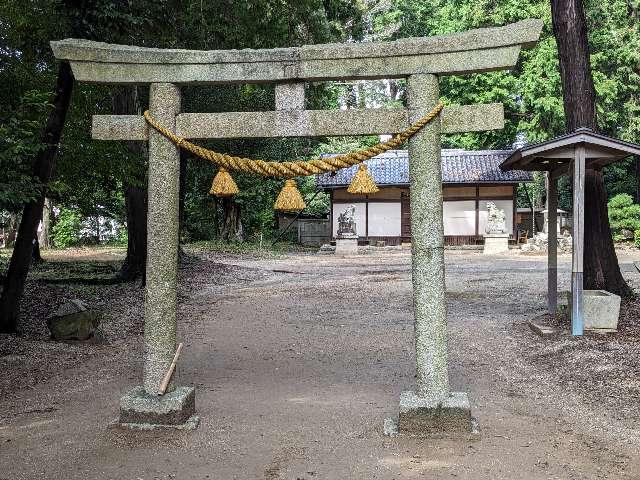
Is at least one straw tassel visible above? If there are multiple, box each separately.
[274,179,306,212]
[209,167,239,197]
[347,163,379,194]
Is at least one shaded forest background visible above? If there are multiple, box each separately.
[1,0,639,248]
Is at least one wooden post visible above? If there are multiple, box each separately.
[547,173,558,315]
[475,186,480,237]
[511,188,517,239]
[365,196,369,240]
[329,190,334,239]
[571,145,586,336]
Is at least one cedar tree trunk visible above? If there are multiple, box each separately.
[112,86,148,282]
[0,61,74,333]
[5,214,19,248]
[37,198,52,249]
[219,198,243,242]
[32,239,42,263]
[635,156,640,204]
[551,0,631,296]
[119,185,148,282]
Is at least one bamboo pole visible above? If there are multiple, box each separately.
[159,342,183,395]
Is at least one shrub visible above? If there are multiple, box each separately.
[52,208,82,248]
[106,225,127,247]
[608,194,640,242]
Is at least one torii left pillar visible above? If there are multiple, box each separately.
[119,83,198,429]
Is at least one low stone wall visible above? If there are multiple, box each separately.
[298,219,331,246]
[277,215,331,246]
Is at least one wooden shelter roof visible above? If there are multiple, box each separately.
[500,128,640,175]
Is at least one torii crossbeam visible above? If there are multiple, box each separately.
[51,18,542,433]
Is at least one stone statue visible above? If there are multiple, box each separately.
[485,202,506,234]
[337,204,357,238]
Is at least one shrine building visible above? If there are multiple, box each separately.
[317,149,533,246]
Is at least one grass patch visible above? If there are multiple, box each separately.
[185,240,315,257]
[0,250,9,273]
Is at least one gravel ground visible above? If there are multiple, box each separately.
[1,247,640,479]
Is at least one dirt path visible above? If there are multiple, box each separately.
[1,249,640,479]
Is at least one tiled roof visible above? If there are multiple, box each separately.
[316,149,533,187]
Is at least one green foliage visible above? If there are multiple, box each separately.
[3,0,639,248]
[174,1,366,241]
[608,194,640,241]
[106,225,128,247]
[634,229,640,248]
[0,90,50,212]
[367,0,640,205]
[52,208,82,248]
[298,176,330,216]
[516,171,546,209]
[51,84,132,222]
[187,239,313,257]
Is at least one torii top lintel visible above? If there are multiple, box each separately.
[51,19,542,85]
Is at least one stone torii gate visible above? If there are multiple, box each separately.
[51,19,542,433]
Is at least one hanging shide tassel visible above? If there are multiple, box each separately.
[274,179,306,212]
[347,163,379,194]
[209,167,239,197]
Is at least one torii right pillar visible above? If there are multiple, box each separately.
[393,74,474,436]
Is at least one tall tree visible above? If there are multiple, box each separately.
[0,0,150,331]
[0,0,94,332]
[551,0,631,295]
[0,61,74,332]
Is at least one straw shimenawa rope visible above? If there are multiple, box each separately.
[143,102,444,179]
[347,163,380,194]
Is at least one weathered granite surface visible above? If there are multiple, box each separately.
[397,391,473,435]
[336,205,357,238]
[50,20,542,84]
[92,104,504,141]
[275,82,305,110]
[143,83,181,395]
[53,47,524,84]
[335,239,358,255]
[520,231,572,253]
[407,74,449,400]
[119,386,197,429]
[92,114,148,141]
[568,290,621,331]
[483,233,509,255]
[51,20,542,64]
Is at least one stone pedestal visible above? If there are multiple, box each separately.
[335,237,358,255]
[483,232,509,255]
[385,391,475,437]
[567,289,621,332]
[119,386,198,430]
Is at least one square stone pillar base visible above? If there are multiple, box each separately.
[335,237,358,255]
[118,386,199,430]
[384,391,476,437]
[483,233,509,255]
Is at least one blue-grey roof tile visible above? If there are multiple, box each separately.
[316,149,532,187]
